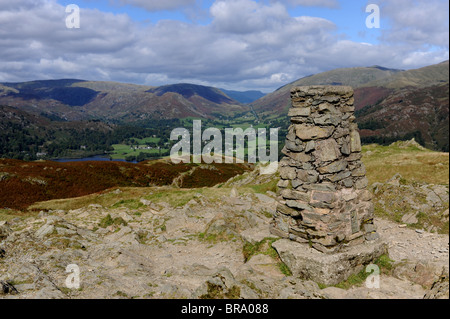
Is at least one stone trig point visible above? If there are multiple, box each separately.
[271,85,388,285]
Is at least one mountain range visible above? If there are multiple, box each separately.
[251,61,448,114]
[0,60,449,156]
[219,89,266,104]
[251,60,449,151]
[0,81,251,122]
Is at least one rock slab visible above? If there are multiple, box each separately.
[272,238,388,286]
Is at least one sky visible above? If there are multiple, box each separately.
[0,0,448,92]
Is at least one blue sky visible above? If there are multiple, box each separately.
[57,0,383,44]
[58,0,193,23]
[0,0,448,91]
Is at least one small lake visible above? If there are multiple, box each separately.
[52,155,138,164]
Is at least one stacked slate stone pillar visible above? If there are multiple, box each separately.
[271,85,379,254]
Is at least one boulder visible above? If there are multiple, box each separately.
[35,224,55,239]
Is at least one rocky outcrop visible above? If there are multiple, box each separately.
[1,281,18,295]
[0,164,447,299]
[424,274,449,299]
[193,267,259,299]
[0,221,12,241]
[371,173,449,234]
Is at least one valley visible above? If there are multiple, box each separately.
[0,60,448,299]
[1,0,448,303]
[1,60,448,163]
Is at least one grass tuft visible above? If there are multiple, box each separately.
[242,237,292,276]
[99,214,128,228]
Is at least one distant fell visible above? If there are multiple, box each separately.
[357,83,449,152]
[220,88,266,104]
[250,61,449,152]
[147,83,236,105]
[251,65,401,114]
[0,80,248,122]
[363,60,449,88]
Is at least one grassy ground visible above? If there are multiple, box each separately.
[29,175,279,212]
[133,137,160,144]
[13,142,450,224]
[110,144,168,159]
[0,158,250,210]
[0,209,35,222]
[28,187,226,211]
[362,142,449,234]
[110,136,163,159]
[362,143,449,185]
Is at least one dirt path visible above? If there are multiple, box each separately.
[376,218,449,272]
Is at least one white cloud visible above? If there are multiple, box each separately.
[211,0,289,34]
[376,0,449,48]
[0,0,44,11]
[39,57,79,73]
[401,50,450,67]
[0,0,447,91]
